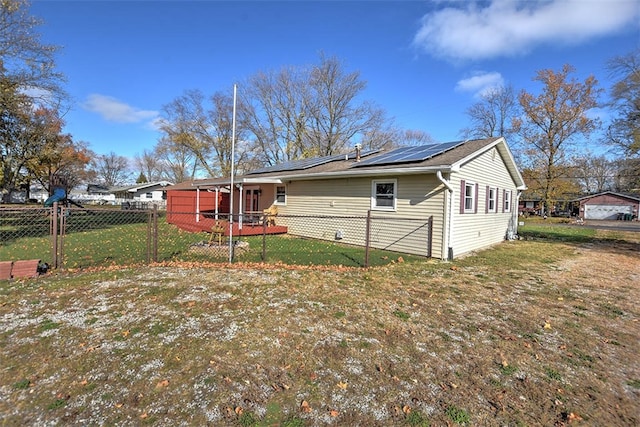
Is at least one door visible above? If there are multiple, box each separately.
[244,188,261,223]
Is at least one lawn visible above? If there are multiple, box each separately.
[0,226,638,426]
[1,218,423,269]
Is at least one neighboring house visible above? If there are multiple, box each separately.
[111,181,173,207]
[576,191,639,220]
[166,137,526,260]
[518,197,542,216]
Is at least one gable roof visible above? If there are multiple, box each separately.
[169,137,526,190]
[576,191,640,202]
[111,181,174,193]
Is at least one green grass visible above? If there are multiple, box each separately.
[0,215,423,269]
[518,221,597,243]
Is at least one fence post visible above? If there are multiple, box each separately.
[364,210,371,268]
[153,205,158,263]
[427,215,433,258]
[59,205,66,269]
[146,209,152,264]
[51,202,58,269]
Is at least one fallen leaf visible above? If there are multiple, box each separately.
[403,405,411,414]
[300,400,312,413]
[544,321,552,329]
[156,379,169,388]
[337,381,348,390]
[235,406,243,415]
[568,412,583,422]
[329,409,339,417]
[140,413,148,419]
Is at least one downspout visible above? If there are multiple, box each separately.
[436,170,455,261]
[516,190,523,235]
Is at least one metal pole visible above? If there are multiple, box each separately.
[228,84,237,263]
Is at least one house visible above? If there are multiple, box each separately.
[576,191,639,220]
[166,137,526,259]
[111,181,173,209]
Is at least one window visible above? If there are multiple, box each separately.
[460,180,478,214]
[371,179,396,211]
[504,190,512,212]
[145,192,153,199]
[275,185,286,204]
[487,186,497,213]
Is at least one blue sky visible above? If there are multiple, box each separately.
[30,0,639,162]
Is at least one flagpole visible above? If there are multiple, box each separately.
[228,84,237,263]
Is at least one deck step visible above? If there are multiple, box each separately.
[0,261,12,280]
[10,259,41,279]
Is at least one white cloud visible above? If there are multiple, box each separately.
[83,94,158,124]
[456,71,505,97]
[414,0,640,61]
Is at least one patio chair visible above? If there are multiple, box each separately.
[209,220,228,246]
[263,205,278,226]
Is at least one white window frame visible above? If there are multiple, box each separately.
[371,179,397,211]
[487,186,497,213]
[145,192,153,199]
[274,185,286,205]
[464,182,476,213]
[504,190,512,213]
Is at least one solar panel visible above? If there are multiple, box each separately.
[246,149,380,175]
[352,140,466,167]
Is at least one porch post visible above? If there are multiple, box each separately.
[195,186,200,223]
[238,183,244,230]
[214,187,219,220]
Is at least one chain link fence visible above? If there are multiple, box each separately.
[1,205,433,270]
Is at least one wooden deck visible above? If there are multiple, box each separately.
[168,216,287,237]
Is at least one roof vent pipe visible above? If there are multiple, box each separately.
[354,143,362,162]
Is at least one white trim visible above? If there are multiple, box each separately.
[504,190,512,213]
[487,186,497,213]
[274,185,287,205]
[464,181,476,213]
[371,179,397,211]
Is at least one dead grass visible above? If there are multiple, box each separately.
[1,230,639,426]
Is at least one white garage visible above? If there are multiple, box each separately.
[578,192,640,221]
[584,204,633,220]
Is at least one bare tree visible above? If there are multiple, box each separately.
[242,54,393,165]
[91,152,131,187]
[154,136,199,183]
[0,0,65,102]
[242,66,309,165]
[134,149,163,182]
[460,85,518,140]
[606,48,640,156]
[572,153,614,193]
[611,157,640,192]
[0,0,66,200]
[516,64,602,214]
[157,89,249,177]
[305,54,387,156]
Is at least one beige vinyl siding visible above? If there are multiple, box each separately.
[275,175,446,258]
[450,147,518,257]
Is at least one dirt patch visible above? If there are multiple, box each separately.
[0,237,638,426]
